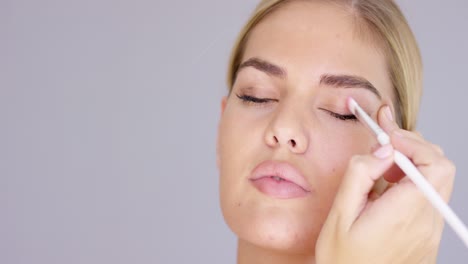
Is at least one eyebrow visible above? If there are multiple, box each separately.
[237,57,381,99]
[319,74,382,100]
[238,57,286,78]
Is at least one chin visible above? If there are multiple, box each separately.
[221,193,322,255]
[248,219,318,254]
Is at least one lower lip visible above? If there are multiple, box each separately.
[250,177,309,199]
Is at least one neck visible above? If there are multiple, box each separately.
[237,239,316,264]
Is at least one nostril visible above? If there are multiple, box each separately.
[289,139,296,147]
[273,136,279,143]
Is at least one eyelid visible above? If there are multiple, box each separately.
[236,93,278,104]
[318,108,353,116]
[319,108,358,122]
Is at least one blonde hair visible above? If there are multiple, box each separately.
[227,0,423,130]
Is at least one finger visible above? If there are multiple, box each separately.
[392,134,443,167]
[388,134,454,199]
[376,105,453,197]
[377,106,443,165]
[371,177,389,197]
[382,163,405,183]
[383,139,455,203]
[378,106,444,156]
[431,143,445,156]
[377,106,424,143]
[403,157,456,201]
[333,144,395,229]
[369,141,405,182]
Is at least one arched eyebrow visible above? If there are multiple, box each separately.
[237,57,382,100]
[319,74,382,100]
[238,57,286,78]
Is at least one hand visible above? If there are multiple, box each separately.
[315,106,455,264]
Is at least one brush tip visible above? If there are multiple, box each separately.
[347,97,358,115]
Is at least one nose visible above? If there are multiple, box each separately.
[264,106,309,154]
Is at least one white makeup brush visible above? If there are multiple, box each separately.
[347,97,468,248]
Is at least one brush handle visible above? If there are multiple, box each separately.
[394,150,468,248]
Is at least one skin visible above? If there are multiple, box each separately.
[217,1,455,264]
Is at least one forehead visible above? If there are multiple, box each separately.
[241,1,393,101]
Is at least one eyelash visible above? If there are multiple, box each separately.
[323,110,358,122]
[236,93,357,122]
[236,94,277,104]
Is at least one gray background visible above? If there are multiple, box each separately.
[1,0,467,263]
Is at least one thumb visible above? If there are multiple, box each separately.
[332,145,394,230]
[377,105,409,183]
[378,105,399,134]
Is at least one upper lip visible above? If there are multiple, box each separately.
[249,160,312,192]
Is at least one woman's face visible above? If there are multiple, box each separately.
[217,1,394,253]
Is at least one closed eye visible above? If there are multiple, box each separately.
[320,109,357,122]
[236,94,278,104]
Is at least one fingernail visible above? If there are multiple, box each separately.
[384,106,393,121]
[373,145,393,159]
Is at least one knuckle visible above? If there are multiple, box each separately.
[447,159,457,176]
[414,130,424,138]
[390,127,404,137]
[349,155,362,164]
[427,158,456,197]
[431,143,444,156]
[438,158,456,179]
[349,155,368,171]
[388,126,402,137]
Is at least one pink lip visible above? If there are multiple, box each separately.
[249,160,312,199]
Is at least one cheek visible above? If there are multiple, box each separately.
[217,105,264,199]
[218,114,242,224]
[217,101,271,173]
[316,120,376,157]
[309,126,375,194]
[217,105,268,238]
